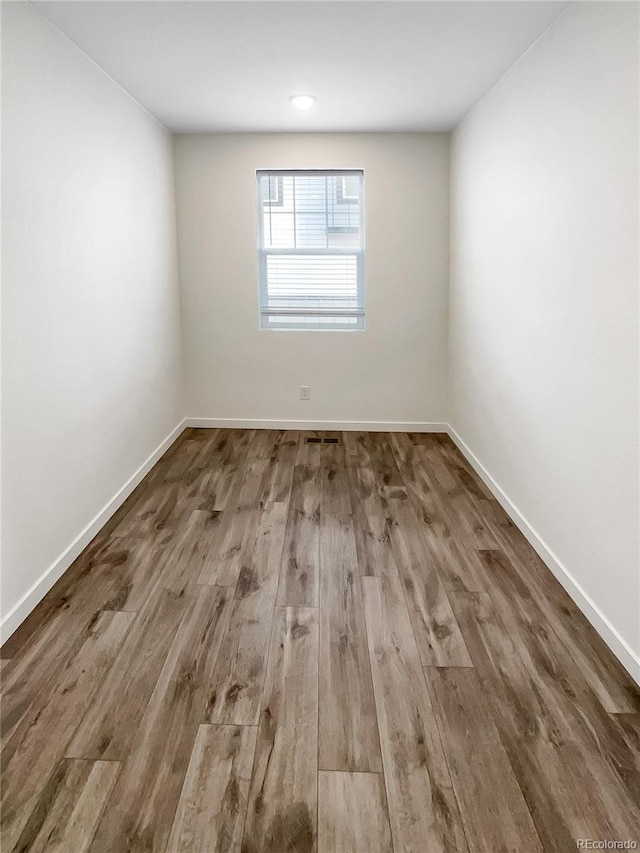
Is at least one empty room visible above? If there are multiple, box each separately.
[1,1,638,851]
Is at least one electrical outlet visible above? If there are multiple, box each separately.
[299,385,311,401]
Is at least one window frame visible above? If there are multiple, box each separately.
[256,169,366,332]
[262,175,284,207]
[337,174,360,204]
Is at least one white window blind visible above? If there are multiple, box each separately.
[257,170,365,330]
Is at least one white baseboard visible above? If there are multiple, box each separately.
[0,419,187,644]
[185,417,447,433]
[447,425,640,686]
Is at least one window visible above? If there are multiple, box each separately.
[337,175,360,204]
[263,175,283,206]
[257,170,365,330]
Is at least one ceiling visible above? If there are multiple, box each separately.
[32,0,569,133]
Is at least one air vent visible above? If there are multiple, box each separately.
[305,437,322,444]
[304,436,341,445]
[323,437,339,444]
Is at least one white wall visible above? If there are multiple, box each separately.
[449,2,639,673]
[174,133,449,427]
[1,3,183,631]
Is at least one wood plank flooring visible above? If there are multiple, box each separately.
[2,428,639,852]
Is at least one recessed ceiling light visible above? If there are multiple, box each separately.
[289,94,317,111]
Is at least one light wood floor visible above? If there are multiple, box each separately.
[2,429,639,853]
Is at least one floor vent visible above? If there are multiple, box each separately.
[305,436,341,445]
